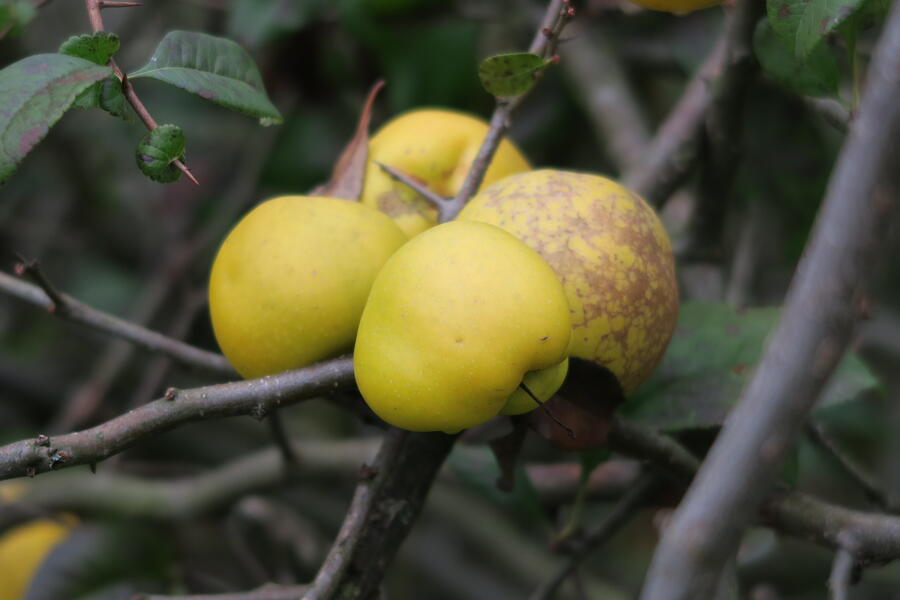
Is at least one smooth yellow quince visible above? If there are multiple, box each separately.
[459,169,679,394]
[361,109,531,237]
[209,195,407,378]
[354,220,571,433]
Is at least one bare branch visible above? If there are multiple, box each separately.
[623,39,724,206]
[0,270,235,376]
[267,412,301,470]
[640,3,900,596]
[529,472,659,600]
[137,585,309,600]
[0,357,354,480]
[13,257,69,315]
[303,429,456,600]
[828,547,856,600]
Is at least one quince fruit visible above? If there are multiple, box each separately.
[354,220,571,432]
[209,195,407,378]
[361,109,531,237]
[459,169,679,394]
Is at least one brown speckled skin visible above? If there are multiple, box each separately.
[459,169,679,394]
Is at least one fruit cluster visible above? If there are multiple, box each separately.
[209,109,679,434]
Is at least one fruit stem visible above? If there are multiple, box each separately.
[519,382,575,439]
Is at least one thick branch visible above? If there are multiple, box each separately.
[0,270,235,376]
[303,429,456,600]
[0,357,354,480]
[640,3,900,597]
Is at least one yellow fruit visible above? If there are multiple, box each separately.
[626,0,721,13]
[361,109,531,237]
[354,221,571,433]
[459,169,679,394]
[209,195,407,379]
[0,518,73,599]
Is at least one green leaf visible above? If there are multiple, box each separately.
[0,54,111,185]
[448,445,544,522]
[0,0,37,38]
[767,0,866,58]
[622,302,881,432]
[478,52,550,97]
[754,20,839,97]
[58,32,120,66]
[129,30,282,124]
[135,124,185,183]
[72,76,133,122]
[226,0,322,47]
[25,523,171,600]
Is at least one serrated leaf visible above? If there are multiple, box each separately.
[448,445,544,522]
[622,302,881,432]
[129,30,282,123]
[135,124,185,183]
[478,52,550,97]
[754,20,839,97]
[71,76,133,122]
[58,32,120,66]
[0,54,111,185]
[24,523,170,600]
[767,0,866,58]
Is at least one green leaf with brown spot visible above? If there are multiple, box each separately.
[58,32,120,66]
[129,30,282,124]
[767,0,867,59]
[478,52,550,97]
[622,302,881,432]
[0,54,112,185]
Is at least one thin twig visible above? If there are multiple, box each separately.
[804,97,852,133]
[0,270,234,376]
[0,356,354,480]
[640,2,900,596]
[267,412,301,470]
[806,422,893,511]
[137,585,309,600]
[445,0,572,218]
[83,0,198,184]
[13,256,69,316]
[375,162,451,219]
[828,547,856,600]
[529,472,659,600]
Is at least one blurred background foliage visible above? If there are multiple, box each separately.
[0,0,899,598]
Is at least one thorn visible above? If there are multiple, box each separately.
[164,387,178,401]
[519,382,575,439]
[174,159,200,185]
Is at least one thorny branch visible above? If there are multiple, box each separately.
[641,1,900,596]
[83,0,198,184]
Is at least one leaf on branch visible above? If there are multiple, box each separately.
[58,32,120,66]
[128,30,283,125]
[73,76,133,122]
[478,52,551,98]
[767,0,866,59]
[527,358,626,452]
[754,20,839,97]
[622,302,881,432]
[0,54,111,186]
[311,80,384,201]
[135,124,186,183]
